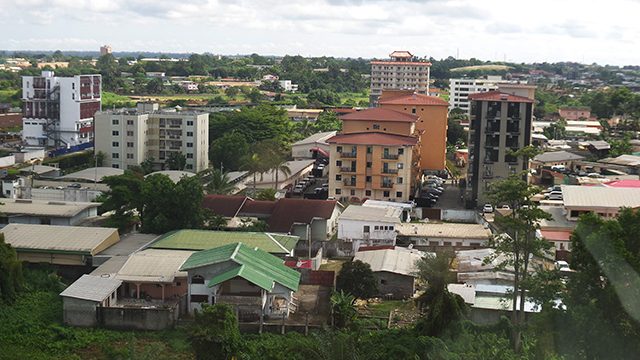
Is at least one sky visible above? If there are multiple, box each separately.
[1,0,639,66]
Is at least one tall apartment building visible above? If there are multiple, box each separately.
[378,90,449,171]
[466,84,536,207]
[22,71,101,148]
[448,76,503,115]
[327,108,420,203]
[370,51,431,106]
[100,45,112,56]
[94,103,209,172]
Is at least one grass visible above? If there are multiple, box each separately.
[366,300,416,317]
[101,91,135,109]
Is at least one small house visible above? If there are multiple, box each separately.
[60,274,122,327]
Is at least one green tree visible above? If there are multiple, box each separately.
[165,152,186,171]
[330,291,358,329]
[146,77,164,94]
[542,120,566,140]
[271,158,291,191]
[446,118,466,146]
[99,171,145,231]
[140,157,155,175]
[255,188,277,201]
[312,111,342,132]
[0,234,23,302]
[336,260,378,299]
[199,168,236,195]
[224,86,240,99]
[209,131,250,171]
[97,54,121,91]
[188,304,242,360]
[247,88,264,103]
[307,89,340,106]
[414,252,466,337]
[609,135,633,157]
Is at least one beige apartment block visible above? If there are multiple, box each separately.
[370,51,431,105]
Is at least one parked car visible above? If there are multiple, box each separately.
[548,195,563,201]
[293,185,304,194]
[587,172,604,178]
[483,204,494,213]
[68,183,82,189]
[500,205,511,210]
[321,183,329,190]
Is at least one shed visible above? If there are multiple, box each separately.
[60,274,122,327]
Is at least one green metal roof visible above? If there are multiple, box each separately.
[180,242,300,292]
[149,230,299,255]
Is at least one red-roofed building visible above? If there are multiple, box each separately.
[370,50,431,105]
[603,180,640,188]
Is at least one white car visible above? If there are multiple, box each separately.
[483,204,494,213]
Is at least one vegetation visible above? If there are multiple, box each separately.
[0,234,23,302]
[198,168,236,195]
[189,304,242,360]
[330,291,358,329]
[335,260,378,299]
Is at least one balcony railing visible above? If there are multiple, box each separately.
[341,152,357,158]
[343,180,356,186]
[380,182,394,188]
[381,168,398,174]
[340,167,357,173]
[382,154,399,160]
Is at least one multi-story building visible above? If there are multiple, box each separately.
[370,51,431,105]
[94,103,209,172]
[466,84,536,207]
[327,108,420,203]
[448,76,502,115]
[378,90,449,171]
[22,71,101,148]
[100,45,112,56]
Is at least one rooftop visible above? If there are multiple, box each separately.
[267,198,339,233]
[603,180,640,188]
[561,185,640,209]
[203,195,250,217]
[292,131,337,146]
[60,167,124,182]
[396,222,492,239]
[339,108,418,123]
[149,229,299,255]
[533,151,584,163]
[19,164,60,176]
[379,93,449,106]
[327,132,418,146]
[180,242,301,292]
[60,274,122,302]
[1,224,118,255]
[116,249,194,283]
[354,247,427,277]
[338,205,402,223]
[0,199,100,218]
[599,154,640,166]
[145,170,195,183]
[468,90,534,103]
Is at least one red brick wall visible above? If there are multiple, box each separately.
[80,101,100,119]
[0,114,22,129]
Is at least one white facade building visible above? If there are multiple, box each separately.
[94,103,209,172]
[279,80,298,92]
[448,76,501,114]
[370,51,431,105]
[337,205,402,252]
[22,71,101,148]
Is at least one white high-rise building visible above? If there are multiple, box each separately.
[22,71,101,148]
[370,51,431,106]
[448,76,503,115]
[94,103,209,172]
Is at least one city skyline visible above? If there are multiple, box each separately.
[1,0,639,66]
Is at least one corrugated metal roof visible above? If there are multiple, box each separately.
[0,199,100,217]
[60,274,121,302]
[353,247,427,276]
[116,249,193,283]
[292,131,337,146]
[1,224,118,255]
[533,151,584,163]
[338,205,402,223]
[149,229,298,255]
[396,223,492,239]
[61,167,124,182]
[561,185,640,209]
[181,242,300,292]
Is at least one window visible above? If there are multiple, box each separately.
[186,153,193,158]
[71,82,74,89]
[383,191,390,197]
[190,295,209,303]
[72,93,75,100]
[396,191,403,198]
[365,190,371,196]
[127,120,134,125]
[350,189,355,196]
[373,124,380,130]
[398,148,404,155]
[366,162,372,168]
[126,153,134,159]
[335,174,342,181]
[366,176,371,182]
[127,142,133,148]
[112,164,119,169]
[186,164,193,169]
[398,177,403,184]
[367,146,372,154]
[337,146,342,153]
[127,131,134,136]
[336,160,342,167]
[398,163,403,169]
[412,108,416,114]
[187,131,193,136]
[191,275,205,284]
[335,188,342,195]
[389,226,394,231]
[112,130,119,136]
[112,153,119,159]
[187,120,194,126]
[374,226,379,230]
[187,142,193,148]
[363,225,370,233]
[380,279,387,285]
[112,141,119,147]
[112,119,119,125]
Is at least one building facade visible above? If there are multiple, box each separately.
[22,71,101,147]
[448,76,502,115]
[327,108,420,203]
[466,86,535,207]
[370,51,431,105]
[100,45,112,56]
[94,103,209,172]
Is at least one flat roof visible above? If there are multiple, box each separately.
[19,165,59,175]
[533,151,584,163]
[396,222,492,239]
[60,274,121,302]
[338,205,402,223]
[0,198,100,218]
[61,167,124,182]
[561,185,640,209]
[145,170,195,183]
[149,229,299,255]
[116,249,194,283]
[354,247,427,276]
[1,224,119,255]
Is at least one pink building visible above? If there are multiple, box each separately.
[559,106,591,121]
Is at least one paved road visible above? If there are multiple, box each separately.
[435,179,466,210]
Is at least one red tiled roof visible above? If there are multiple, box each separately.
[267,198,339,233]
[327,132,418,146]
[379,93,448,106]
[540,230,571,242]
[239,200,276,216]
[202,195,249,217]
[340,108,418,123]
[468,90,534,103]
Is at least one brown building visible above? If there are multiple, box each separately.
[379,90,449,171]
[327,108,420,203]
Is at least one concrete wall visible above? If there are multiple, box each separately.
[63,297,98,327]
[98,305,179,330]
[0,155,16,167]
[337,218,397,241]
[441,209,477,223]
[28,188,102,202]
[374,271,415,299]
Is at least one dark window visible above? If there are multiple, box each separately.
[187,143,193,148]
[365,190,371,196]
[335,174,342,181]
[112,130,119,136]
[364,225,370,233]
[367,146,372,154]
[335,188,342,195]
[112,141,119,147]
[190,294,209,303]
[383,191,390,197]
[187,120,194,126]
[398,148,404,155]
[337,146,342,153]
[350,189,355,196]
[380,279,387,285]
[373,124,380,130]
[396,191,402,198]
[336,160,342,167]
[191,275,205,284]
[366,162,372,168]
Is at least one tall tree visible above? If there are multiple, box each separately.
[336,260,378,300]
[209,131,250,171]
[199,168,236,195]
[99,171,145,231]
[165,152,186,171]
[188,304,242,360]
[0,234,23,302]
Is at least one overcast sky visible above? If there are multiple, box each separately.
[1,0,638,65]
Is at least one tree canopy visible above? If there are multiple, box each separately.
[336,260,378,299]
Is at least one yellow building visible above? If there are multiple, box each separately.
[327,108,420,203]
[379,90,449,171]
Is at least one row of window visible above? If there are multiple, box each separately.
[335,174,403,183]
[335,188,403,198]
[336,146,404,155]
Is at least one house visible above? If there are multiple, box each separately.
[148,229,299,257]
[561,185,640,220]
[0,224,120,266]
[362,199,414,222]
[60,274,122,327]
[291,131,336,160]
[395,222,492,250]
[0,198,101,226]
[537,206,577,259]
[531,151,585,170]
[353,247,428,299]
[180,242,301,319]
[337,205,402,254]
[455,248,515,286]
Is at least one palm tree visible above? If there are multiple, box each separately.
[198,168,236,195]
[241,153,268,197]
[414,251,466,336]
[272,158,291,191]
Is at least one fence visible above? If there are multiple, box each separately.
[48,141,94,158]
[441,209,477,223]
[300,270,335,287]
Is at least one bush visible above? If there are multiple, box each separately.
[336,260,378,299]
[189,304,243,360]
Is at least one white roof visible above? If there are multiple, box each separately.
[447,283,476,304]
[60,274,122,302]
[20,164,59,175]
[292,131,337,146]
[396,222,491,239]
[533,151,584,163]
[338,205,402,223]
[353,247,427,276]
[250,160,315,185]
[561,185,640,209]
[455,248,512,272]
[363,199,413,210]
[146,170,195,183]
[116,249,193,283]
[1,224,119,255]
[600,154,640,166]
[0,198,100,217]
[61,167,124,182]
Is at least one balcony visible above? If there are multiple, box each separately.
[381,168,398,174]
[506,127,520,135]
[380,182,394,188]
[343,179,356,187]
[340,167,357,173]
[382,154,399,160]
[341,152,357,158]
